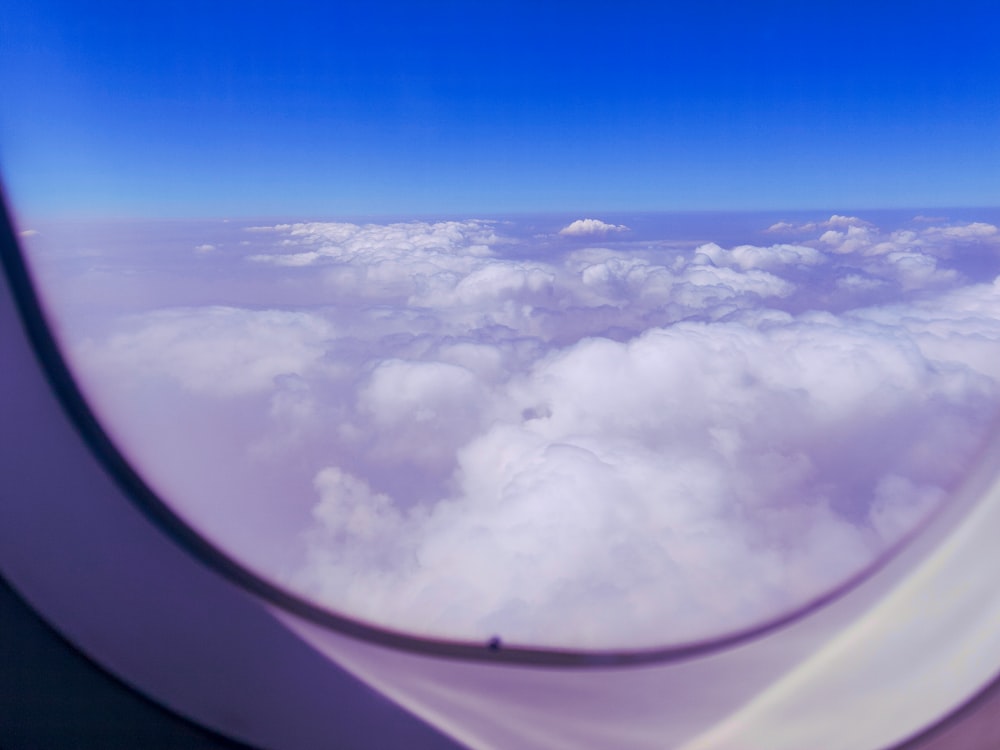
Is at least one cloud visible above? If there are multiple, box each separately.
[194,243,216,253]
[764,221,797,233]
[60,213,1000,648]
[693,242,826,271]
[248,220,501,266]
[19,228,39,237]
[836,273,885,292]
[766,215,872,234]
[558,218,630,236]
[922,222,998,241]
[817,224,879,254]
[292,293,999,645]
[77,306,334,398]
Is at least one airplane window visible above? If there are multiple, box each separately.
[3,0,1000,653]
[2,1,1000,748]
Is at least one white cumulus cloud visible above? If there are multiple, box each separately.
[558,218,630,236]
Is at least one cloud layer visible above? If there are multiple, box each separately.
[56,213,1000,648]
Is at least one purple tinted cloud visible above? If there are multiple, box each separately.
[32,214,1000,648]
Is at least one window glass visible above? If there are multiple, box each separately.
[4,1,999,650]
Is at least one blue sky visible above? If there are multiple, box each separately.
[2,0,998,218]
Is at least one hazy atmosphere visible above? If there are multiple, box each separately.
[21,210,1000,647]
